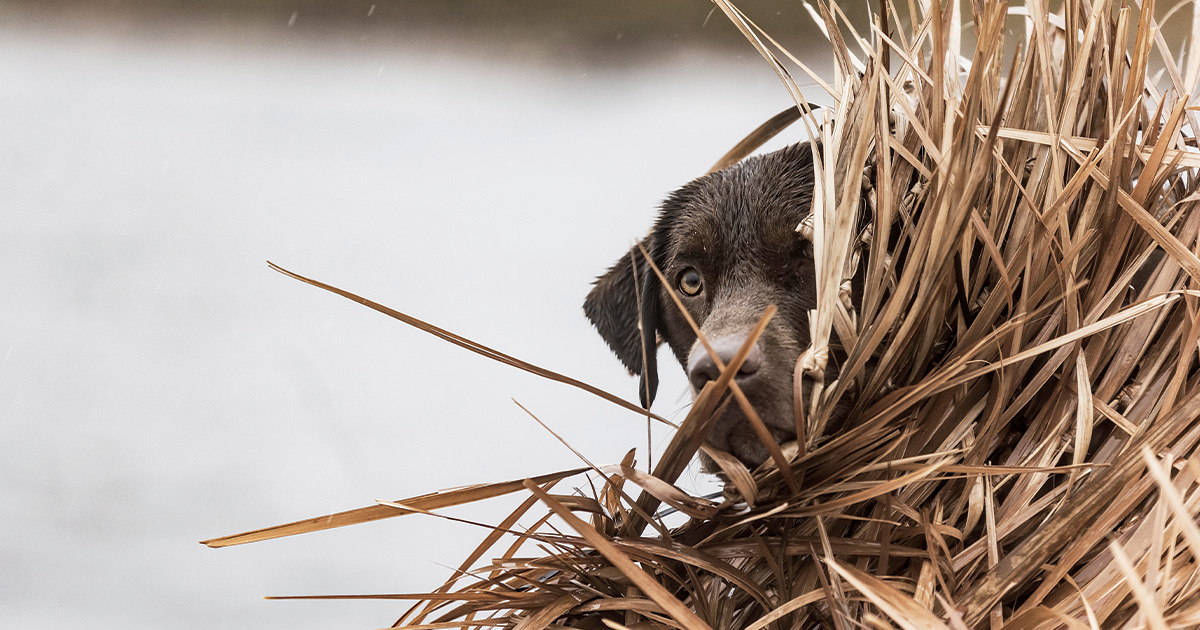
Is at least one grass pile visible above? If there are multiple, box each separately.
[205,1,1200,628]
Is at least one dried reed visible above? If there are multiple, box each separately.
[206,1,1200,628]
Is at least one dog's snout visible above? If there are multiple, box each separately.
[687,336,764,391]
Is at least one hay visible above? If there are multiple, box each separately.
[206,1,1200,628]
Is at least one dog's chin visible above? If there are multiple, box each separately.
[703,405,795,470]
[723,432,773,469]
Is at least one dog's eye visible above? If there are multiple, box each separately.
[678,269,704,296]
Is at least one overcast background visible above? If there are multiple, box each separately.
[0,1,848,628]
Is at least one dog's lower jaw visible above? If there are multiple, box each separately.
[699,403,797,471]
[698,433,783,474]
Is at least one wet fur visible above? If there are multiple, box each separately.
[585,142,849,467]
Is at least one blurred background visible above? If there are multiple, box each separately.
[0,1,847,628]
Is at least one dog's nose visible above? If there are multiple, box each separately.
[687,336,764,391]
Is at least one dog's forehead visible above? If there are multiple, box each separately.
[664,147,814,259]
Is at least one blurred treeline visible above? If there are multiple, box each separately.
[1,0,858,64]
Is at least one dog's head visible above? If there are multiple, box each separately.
[585,143,832,467]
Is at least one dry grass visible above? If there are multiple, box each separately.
[205,1,1200,628]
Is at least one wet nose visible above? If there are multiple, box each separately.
[687,336,764,391]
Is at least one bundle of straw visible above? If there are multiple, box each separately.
[206,1,1200,628]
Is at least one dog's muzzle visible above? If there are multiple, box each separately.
[686,335,765,392]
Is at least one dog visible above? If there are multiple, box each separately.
[584,142,855,468]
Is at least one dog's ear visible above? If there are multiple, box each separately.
[583,243,660,409]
